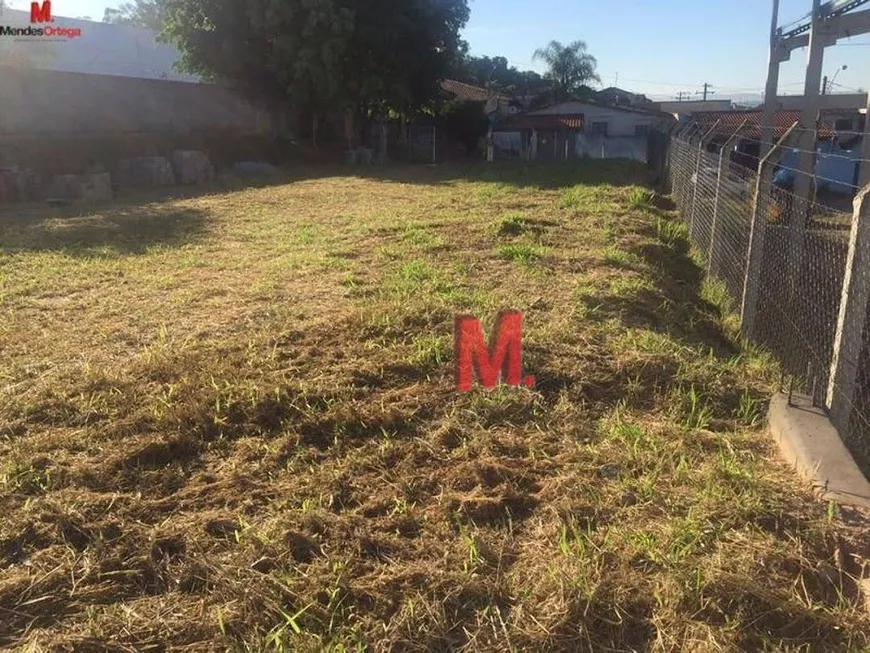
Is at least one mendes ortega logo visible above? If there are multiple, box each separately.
[0,1,82,39]
[454,310,535,392]
[31,0,51,22]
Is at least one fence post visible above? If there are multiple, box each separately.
[709,120,748,275]
[690,121,721,241]
[660,122,679,191]
[827,185,870,433]
[741,121,800,340]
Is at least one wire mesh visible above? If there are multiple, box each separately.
[711,163,755,301]
[667,132,870,474]
[850,301,870,477]
[750,183,850,401]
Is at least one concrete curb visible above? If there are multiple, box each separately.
[768,392,870,509]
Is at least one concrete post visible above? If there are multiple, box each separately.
[760,0,781,160]
[690,121,721,242]
[860,92,870,187]
[793,0,830,215]
[741,121,800,340]
[827,185,870,433]
[486,128,494,163]
[530,129,538,162]
[710,120,748,275]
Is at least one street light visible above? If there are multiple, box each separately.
[827,64,848,94]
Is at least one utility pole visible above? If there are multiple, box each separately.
[822,75,828,94]
[675,91,691,102]
[699,83,713,101]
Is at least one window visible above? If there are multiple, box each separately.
[835,118,854,131]
[635,124,650,137]
[589,121,608,136]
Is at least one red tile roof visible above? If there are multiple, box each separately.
[690,110,835,140]
[440,79,511,103]
[494,115,584,131]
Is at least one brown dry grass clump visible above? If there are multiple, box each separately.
[1,161,869,651]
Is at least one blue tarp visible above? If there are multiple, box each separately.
[773,141,859,194]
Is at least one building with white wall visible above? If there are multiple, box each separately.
[0,7,198,82]
[492,100,674,162]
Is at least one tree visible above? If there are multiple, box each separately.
[103,0,165,29]
[533,40,600,103]
[162,0,470,139]
[455,54,547,98]
[442,100,489,156]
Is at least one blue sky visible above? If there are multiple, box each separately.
[7,0,870,100]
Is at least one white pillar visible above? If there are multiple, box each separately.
[793,0,828,213]
[827,185,870,433]
[860,95,870,187]
[760,0,781,160]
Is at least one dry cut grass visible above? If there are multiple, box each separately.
[1,161,869,651]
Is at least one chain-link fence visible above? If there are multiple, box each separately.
[667,127,870,477]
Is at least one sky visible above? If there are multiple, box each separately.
[6,0,870,101]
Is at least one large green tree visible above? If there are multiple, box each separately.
[103,0,165,29]
[533,40,600,103]
[162,0,470,126]
[456,55,546,97]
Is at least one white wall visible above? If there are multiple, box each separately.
[0,8,199,83]
[527,102,661,137]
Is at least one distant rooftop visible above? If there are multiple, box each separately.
[691,109,836,141]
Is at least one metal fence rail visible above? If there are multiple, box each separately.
[667,127,870,476]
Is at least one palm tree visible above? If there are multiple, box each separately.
[533,40,600,103]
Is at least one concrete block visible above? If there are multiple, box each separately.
[48,172,112,202]
[171,150,214,185]
[115,157,176,188]
[767,392,870,508]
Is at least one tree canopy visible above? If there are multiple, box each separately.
[161,0,470,118]
[533,40,600,103]
[103,0,165,30]
[454,55,547,98]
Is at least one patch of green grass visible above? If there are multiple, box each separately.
[497,242,547,267]
[656,216,689,250]
[492,213,530,237]
[409,333,450,369]
[627,187,655,209]
[673,385,714,430]
[402,224,442,249]
[602,245,642,269]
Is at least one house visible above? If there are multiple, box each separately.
[596,87,652,107]
[491,100,674,162]
[440,79,523,117]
